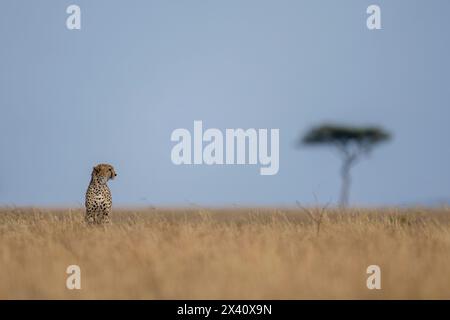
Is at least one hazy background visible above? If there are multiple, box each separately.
[1,0,449,207]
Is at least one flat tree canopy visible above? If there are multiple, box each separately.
[302,124,391,154]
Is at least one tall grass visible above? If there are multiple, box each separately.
[0,207,450,299]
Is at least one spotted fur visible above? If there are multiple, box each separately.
[85,163,117,225]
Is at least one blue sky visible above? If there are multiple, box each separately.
[1,0,449,206]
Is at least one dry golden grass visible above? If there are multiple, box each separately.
[1,207,450,299]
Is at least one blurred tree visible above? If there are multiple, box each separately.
[301,124,391,207]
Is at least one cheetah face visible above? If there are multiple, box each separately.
[92,163,117,183]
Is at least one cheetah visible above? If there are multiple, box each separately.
[85,163,117,225]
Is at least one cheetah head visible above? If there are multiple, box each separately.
[92,163,117,184]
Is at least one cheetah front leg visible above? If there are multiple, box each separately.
[85,211,96,225]
[100,212,111,224]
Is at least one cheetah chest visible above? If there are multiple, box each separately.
[86,184,112,211]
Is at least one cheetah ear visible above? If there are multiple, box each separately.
[93,166,99,174]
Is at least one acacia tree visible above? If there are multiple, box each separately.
[301,124,391,207]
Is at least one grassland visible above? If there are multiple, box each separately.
[1,207,450,299]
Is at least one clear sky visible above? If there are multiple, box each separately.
[1,0,449,207]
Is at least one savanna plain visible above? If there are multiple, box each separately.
[1,207,450,299]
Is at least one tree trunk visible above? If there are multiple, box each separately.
[339,158,352,207]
